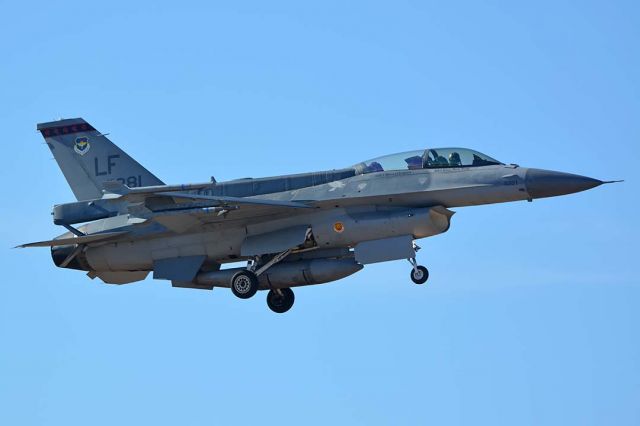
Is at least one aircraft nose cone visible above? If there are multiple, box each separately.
[525,168,602,199]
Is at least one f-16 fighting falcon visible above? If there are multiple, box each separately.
[19,118,618,313]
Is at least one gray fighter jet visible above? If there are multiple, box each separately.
[19,118,617,313]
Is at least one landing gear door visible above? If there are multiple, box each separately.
[355,235,415,264]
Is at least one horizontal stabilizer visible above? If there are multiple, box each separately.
[17,231,129,248]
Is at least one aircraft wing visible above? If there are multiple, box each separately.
[102,181,312,209]
[153,192,312,209]
[17,231,129,248]
[143,201,312,233]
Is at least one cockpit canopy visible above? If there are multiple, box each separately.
[355,148,502,174]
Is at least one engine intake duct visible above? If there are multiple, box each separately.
[195,258,362,289]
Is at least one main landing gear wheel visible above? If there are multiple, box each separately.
[410,265,429,284]
[266,288,295,313]
[231,270,259,299]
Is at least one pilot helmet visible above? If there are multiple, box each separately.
[449,152,461,165]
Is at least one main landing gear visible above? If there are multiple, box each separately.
[230,248,297,313]
[230,270,259,299]
[408,243,429,285]
[266,288,295,313]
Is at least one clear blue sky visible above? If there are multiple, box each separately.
[1,1,638,425]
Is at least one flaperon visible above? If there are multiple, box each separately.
[19,118,618,313]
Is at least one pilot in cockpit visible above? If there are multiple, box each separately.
[426,149,449,167]
[364,161,384,173]
[448,152,462,166]
[435,154,449,166]
[405,155,423,170]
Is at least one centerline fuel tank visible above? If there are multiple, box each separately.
[194,258,363,289]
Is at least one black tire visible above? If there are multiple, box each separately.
[266,288,295,313]
[410,265,429,284]
[231,270,259,299]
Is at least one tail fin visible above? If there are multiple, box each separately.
[37,118,164,200]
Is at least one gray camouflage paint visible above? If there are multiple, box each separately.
[26,118,607,289]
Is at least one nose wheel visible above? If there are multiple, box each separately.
[410,265,429,284]
[408,257,429,284]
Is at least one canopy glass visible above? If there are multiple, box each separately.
[356,148,501,174]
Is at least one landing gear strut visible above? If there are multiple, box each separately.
[229,248,294,300]
[266,288,295,313]
[408,243,429,284]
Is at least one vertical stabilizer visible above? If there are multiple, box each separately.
[38,118,164,200]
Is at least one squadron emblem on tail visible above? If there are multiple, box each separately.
[73,137,90,155]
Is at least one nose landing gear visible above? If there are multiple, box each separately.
[408,243,429,284]
[409,262,429,284]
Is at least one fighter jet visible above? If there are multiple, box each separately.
[19,118,618,313]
